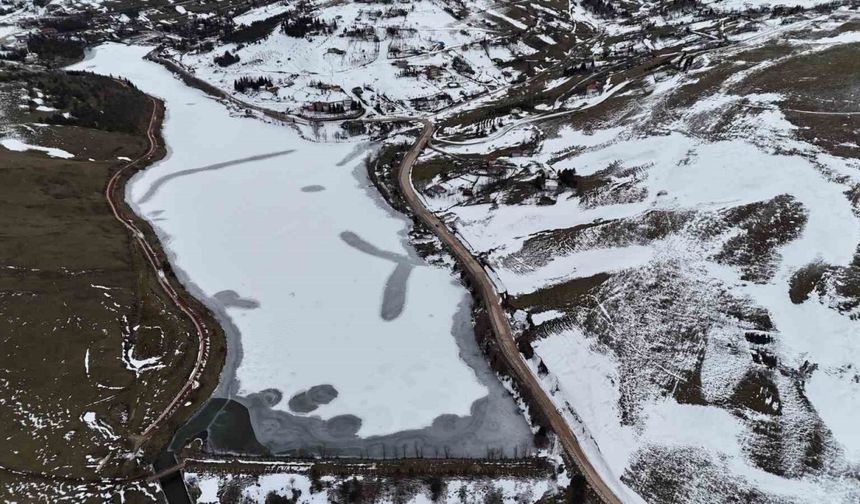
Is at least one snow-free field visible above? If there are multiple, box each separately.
[69,43,487,437]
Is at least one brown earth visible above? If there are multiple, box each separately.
[0,66,225,501]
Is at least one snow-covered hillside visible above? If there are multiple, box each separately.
[170,0,536,117]
[186,468,555,504]
[419,14,860,503]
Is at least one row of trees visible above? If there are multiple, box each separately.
[563,59,597,77]
[580,0,617,17]
[27,34,85,64]
[222,11,292,44]
[233,75,273,93]
[213,50,240,67]
[663,0,702,13]
[17,71,150,135]
[309,101,362,114]
[282,15,337,38]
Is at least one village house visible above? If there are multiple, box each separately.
[305,98,357,114]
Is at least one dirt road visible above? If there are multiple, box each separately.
[395,119,624,504]
[104,97,211,446]
[0,96,212,486]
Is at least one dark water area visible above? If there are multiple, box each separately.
[171,398,268,455]
[155,451,193,504]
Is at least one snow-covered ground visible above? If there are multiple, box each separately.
[176,0,529,116]
[69,43,487,438]
[417,25,860,503]
[702,0,844,11]
[442,132,860,500]
[186,469,554,504]
[232,1,291,26]
[0,137,74,158]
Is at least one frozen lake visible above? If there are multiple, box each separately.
[70,44,532,454]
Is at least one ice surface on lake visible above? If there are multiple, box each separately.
[69,44,486,437]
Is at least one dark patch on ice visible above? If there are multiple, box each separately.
[288,384,338,413]
[381,262,411,320]
[326,415,361,438]
[340,231,413,264]
[307,384,338,404]
[301,184,326,192]
[173,297,536,459]
[213,289,260,309]
[340,231,421,321]
[335,142,372,167]
[253,388,283,408]
[288,394,317,413]
[136,149,296,204]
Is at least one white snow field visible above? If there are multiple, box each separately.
[430,129,860,501]
[0,137,74,158]
[416,26,860,500]
[69,43,486,437]
[186,469,553,504]
[177,0,528,116]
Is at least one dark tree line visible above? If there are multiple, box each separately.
[0,47,28,62]
[558,168,578,189]
[774,4,805,16]
[175,16,232,39]
[41,14,92,33]
[579,0,616,17]
[664,0,702,13]
[214,50,240,67]
[233,75,273,93]
[281,14,337,38]
[218,6,343,43]
[282,15,337,38]
[451,55,474,75]
[342,25,376,39]
[18,71,152,134]
[27,34,85,63]
[222,12,292,44]
[563,59,596,77]
[313,101,361,114]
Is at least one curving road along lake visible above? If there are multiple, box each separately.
[70,44,533,457]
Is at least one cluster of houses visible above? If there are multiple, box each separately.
[302,98,363,118]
